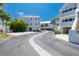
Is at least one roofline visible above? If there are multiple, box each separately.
[60,3,77,11]
[60,3,68,11]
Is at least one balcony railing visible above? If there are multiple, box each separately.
[60,9,76,17]
[60,21,73,27]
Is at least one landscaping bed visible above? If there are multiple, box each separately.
[0,34,13,40]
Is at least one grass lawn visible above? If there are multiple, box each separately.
[0,34,13,40]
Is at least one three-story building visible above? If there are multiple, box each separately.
[22,16,40,31]
[60,3,77,33]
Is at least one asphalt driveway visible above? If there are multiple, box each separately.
[34,31,79,56]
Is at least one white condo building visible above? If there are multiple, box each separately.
[60,3,77,34]
[22,16,40,31]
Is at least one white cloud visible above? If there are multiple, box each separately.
[18,12,24,16]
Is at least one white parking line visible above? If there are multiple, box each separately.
[29,31,52,56]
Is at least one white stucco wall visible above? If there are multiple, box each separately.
[60,3,77,17]
[22,16,40,31]
[60,3,77,27]
[69,30,79,44]
[59,3,78,33]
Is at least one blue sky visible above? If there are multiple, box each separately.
[5,3,64,21]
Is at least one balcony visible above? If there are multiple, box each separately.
[60,21,73,27]
[60,9,76,17]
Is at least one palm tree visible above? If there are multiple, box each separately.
[0,3,4,6]
[0,3,10,26]
[0,3,5,10]
[0,3,10,34]
[0,10,10,26]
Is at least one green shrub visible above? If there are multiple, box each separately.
[53,30,61,34]
[8,19,28,32]
[0,34,13,40]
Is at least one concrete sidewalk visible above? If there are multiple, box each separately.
[55,34,69,41]
[7,32,35,36]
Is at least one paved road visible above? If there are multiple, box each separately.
[34,31,79,56]
[0,31,79,56]
[0,32,40,56]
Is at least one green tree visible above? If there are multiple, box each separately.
[0,3,5,8]
[8,19,28,32]
[0,3,10,26]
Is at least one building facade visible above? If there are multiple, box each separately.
[22,16,40,31]
[40,21,53,30]
[69,4,79,44]
[60,3,77,34]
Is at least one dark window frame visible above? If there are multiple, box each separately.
[35,23,37,25]
[69,8,72,11]
[62,20,65,22]
[62,7,77,13]
[73,7,77,10]
[69,18,72,21]
[30,23,32,25]
[65,19,68,22]
[62,11,65,13]
[65,10,68,12]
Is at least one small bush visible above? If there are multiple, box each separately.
[53,30,61,34]
[8,19,28,32]
[0,34,12,40]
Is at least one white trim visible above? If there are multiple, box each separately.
[29,31,52,56]
[60,3,77,11]
[60,14,75,19]
[60,3,67,11]
[60,26,72,27]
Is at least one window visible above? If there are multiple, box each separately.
[62,20,65,22]
[62,10,68,13]
[62,7,77,13]
[35,17,37,20]
[73,7,77,10]
[65,10,68,12]
[38,17,39,20]
[69,18,72,21]
[62,11,65,13]
[30,23,32,25]
[65,19,68,22]
[69,8,72,11]
[35,23,37,25]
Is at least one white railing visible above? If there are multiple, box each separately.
[60,21,73,27]
[60,10,76,17]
